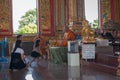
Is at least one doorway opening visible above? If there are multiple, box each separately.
[12,0,37,34]
[85,0,99,29]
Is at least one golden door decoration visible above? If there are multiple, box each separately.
[39,0,54,36]
[101,0,111,25]
[0,0,12,36]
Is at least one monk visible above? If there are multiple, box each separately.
[61,26,76,47]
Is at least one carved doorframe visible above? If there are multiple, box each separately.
[0,0,13,36]
[38,0,54,36]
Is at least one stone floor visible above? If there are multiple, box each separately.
[0,56,120,80]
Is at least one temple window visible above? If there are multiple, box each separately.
[85,0,99,29]
[12,0,37,34]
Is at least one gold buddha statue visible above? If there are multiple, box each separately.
[81,20,95,43]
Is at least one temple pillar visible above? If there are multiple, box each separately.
[68,0,75,24]
[77,0,85,21]
[113,0,120,23]
[64,0,85,33]
[54,0,65,32]
[66,0,85,27]
[65,0,69,26]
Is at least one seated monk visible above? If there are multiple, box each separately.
[61,27,76,47]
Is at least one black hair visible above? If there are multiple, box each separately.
[17,35,22,39]
[13,40,22,52]
[35,40,40,47]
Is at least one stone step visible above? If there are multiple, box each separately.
[95,53,119,67]
[88,62,118,75]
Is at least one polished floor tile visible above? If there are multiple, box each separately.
[0,57,120,80]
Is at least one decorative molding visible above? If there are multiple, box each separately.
[100,0,111,25]
[0,0,12,36]
[39,0,54,36]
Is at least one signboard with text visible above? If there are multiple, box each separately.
[82,43,95,59]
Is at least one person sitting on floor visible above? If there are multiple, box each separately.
[9,40,27,71]
[34,32,48,60]
[29,39,42,67]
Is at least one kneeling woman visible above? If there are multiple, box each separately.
[29,39,42,66]
[9,40,26,71]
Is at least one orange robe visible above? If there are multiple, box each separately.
[62,30,76,47]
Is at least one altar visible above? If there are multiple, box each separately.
[50,47,68,64]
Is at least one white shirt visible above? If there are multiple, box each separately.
[12,47,24,54]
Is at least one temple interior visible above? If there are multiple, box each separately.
[0,0,120,80]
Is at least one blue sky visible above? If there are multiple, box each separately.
[12,0,98,32]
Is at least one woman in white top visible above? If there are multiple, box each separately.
[9,40,26,70]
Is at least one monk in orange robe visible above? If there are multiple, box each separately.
[61,27,76,47]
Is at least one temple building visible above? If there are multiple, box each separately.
[0,0,120,80]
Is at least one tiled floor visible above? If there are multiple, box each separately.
[0,57,120,80]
